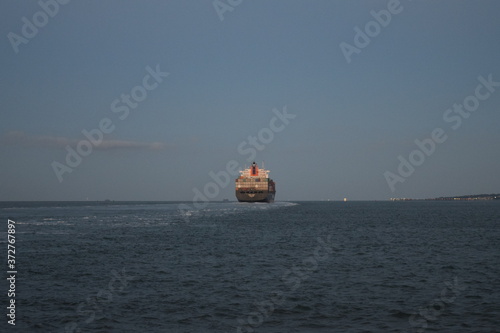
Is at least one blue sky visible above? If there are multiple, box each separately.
[1,0,499,201]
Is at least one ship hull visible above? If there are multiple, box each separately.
[235,190,275,203]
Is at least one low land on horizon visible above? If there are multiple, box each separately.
[391,193,500,201]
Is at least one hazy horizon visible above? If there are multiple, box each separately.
[2,192,500,203]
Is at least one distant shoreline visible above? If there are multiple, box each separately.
[391,193,500,201]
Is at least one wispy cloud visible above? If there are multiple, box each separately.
[0,131,172,151]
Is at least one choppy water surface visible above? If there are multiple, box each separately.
[1,201,499,332]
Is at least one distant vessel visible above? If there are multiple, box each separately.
[235,162,275,203]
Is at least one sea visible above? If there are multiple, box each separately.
[1,200,499,333]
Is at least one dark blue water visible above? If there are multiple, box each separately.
[1,201,499,332]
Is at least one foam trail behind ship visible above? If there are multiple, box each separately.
[178,201,298,226]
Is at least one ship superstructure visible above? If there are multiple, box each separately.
[235,162,275,202]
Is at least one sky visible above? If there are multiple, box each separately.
[1,0,499,201]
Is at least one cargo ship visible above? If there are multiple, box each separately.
[235,162,275,202]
